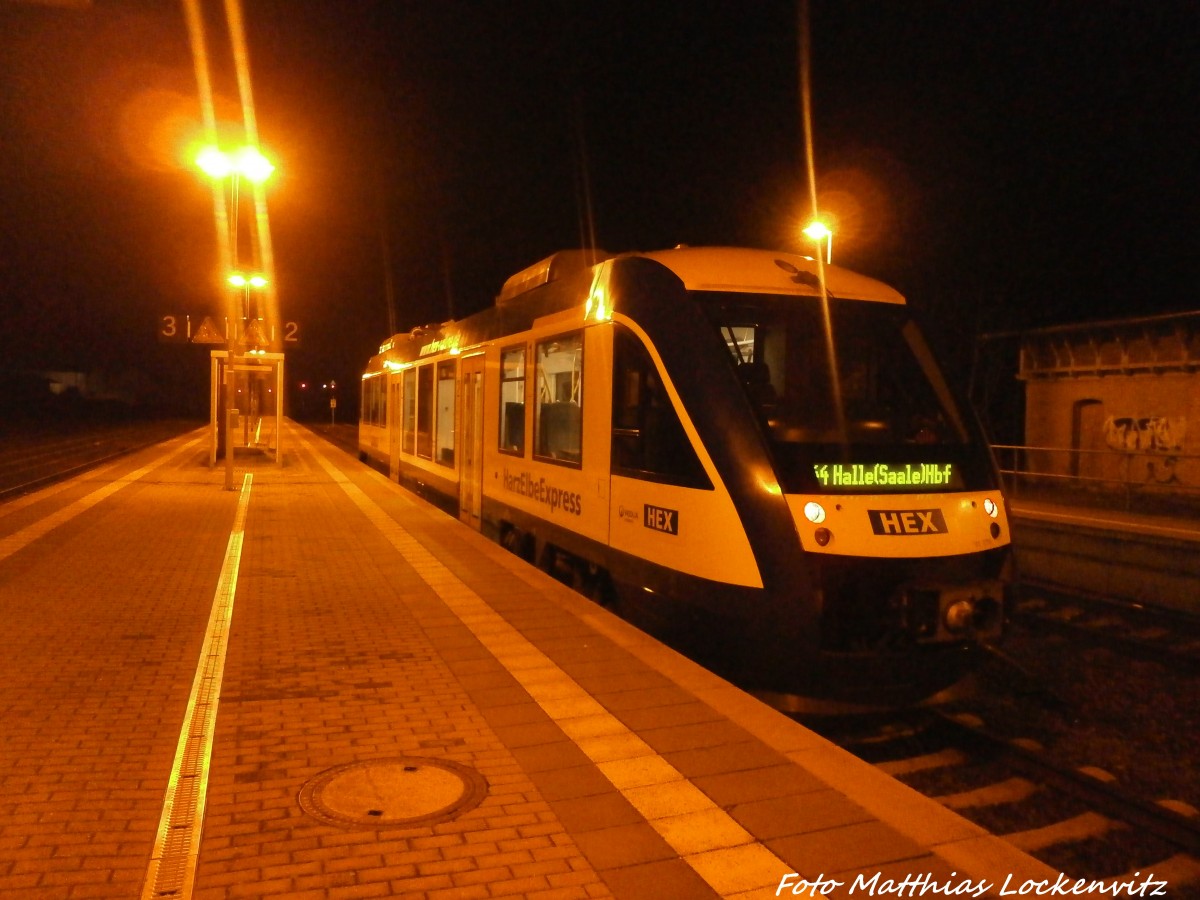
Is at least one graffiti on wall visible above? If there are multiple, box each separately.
[1102,416,1186,452]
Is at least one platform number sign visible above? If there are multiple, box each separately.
[158,314,191,343]
[157,314,301,346]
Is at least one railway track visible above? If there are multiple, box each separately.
[809,708,1200,894]
[802,583,1200,892]
[0,420,198,501]
[1015,581,1200,675]
[305,422,360,458]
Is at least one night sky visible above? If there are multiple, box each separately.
[1,0,1197,413]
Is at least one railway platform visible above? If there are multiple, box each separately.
[1009,497,1200,615]
[0,422,1057,899]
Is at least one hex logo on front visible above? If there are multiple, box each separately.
[643,504,679,535]
[868,509,947,535]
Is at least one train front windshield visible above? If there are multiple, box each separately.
[698,292,993,493]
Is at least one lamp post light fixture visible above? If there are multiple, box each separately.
[196,145,275,184]
[803,221,833,265]
[233,146,275,184]
[228,272,268,321]
[228,272,268,289]
[193,141,285,469]
[195,143,276,296]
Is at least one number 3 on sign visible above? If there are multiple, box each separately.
[158,314,190,343]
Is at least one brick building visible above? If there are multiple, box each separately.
[1015,311,1200,490]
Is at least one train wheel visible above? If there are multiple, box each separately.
[581,564,615,608]
[539,544,576,587]
[539,545,614,608]
[500,524,534,562]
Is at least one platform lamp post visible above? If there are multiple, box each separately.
[228,272,268,325]
[803,220,833,265]
[195,144,275,327]
[195,144,276,476]
[195,146,273,273]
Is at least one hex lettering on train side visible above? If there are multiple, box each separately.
[643,504,679,535]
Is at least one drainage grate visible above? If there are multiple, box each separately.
[299,757,487,829]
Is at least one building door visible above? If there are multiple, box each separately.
[458,354,485,528]
[1072,398,1104,481]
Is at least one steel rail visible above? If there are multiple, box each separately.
[931,711,1200,858]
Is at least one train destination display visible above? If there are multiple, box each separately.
[812,462,961,491]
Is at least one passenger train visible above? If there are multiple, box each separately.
[359,246,1012,709]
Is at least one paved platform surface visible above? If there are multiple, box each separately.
[1010,497,1200,544]
[0,422,1056,899]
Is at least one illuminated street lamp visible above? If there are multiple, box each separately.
[194,143,276,285]
[195,144,275,183]
[195,145,233,179]
[228,272,268,288]
[234,147,275,183]
[228,272,268,320]
[803,221,833,265]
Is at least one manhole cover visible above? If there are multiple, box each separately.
[299,757,487,828]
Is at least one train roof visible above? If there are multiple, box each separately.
[495,246,905,307]
[636,246,906,304]
[370,245,906,365]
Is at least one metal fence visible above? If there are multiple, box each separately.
[991,444,1200,518]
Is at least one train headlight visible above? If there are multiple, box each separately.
[814,527,832,546]
[983,497,998,518]
[944,599,975,634]
[803,501,826,524]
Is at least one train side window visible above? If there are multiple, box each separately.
[611,325,711,489]
[499,345,526,455]
[376,377,386,426]
[371,377,384,426]
[402,368,416,455]
[534,332,583,466]
[359,376,379,426]
[416,364,434,459]
[435,360,456,467]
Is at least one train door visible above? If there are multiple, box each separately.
[388,376,402,480]
[458,354,485,528]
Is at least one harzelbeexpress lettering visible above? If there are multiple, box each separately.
[502,468,582,516]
